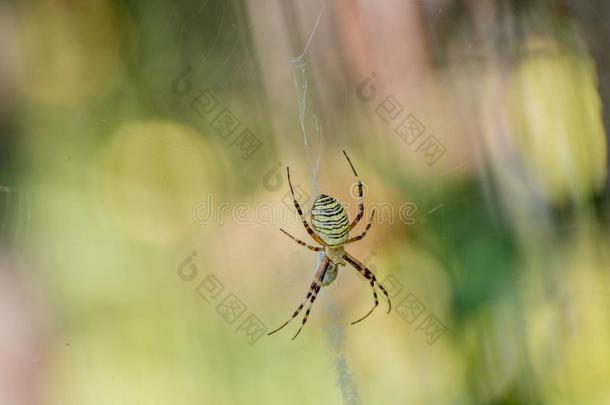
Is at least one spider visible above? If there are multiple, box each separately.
[268,151,391,340]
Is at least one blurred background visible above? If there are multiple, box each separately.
[1,0,610,404]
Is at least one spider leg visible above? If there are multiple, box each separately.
[344,210,376,244]
[343,150,365,231]
[344,252,391,316]
[287,167,325,245]
[268,256,330,338]
[280,228,323,252]
[351,276,378,325]
[267,281,317,336]
[292,279,323,340]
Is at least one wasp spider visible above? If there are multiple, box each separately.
[268,151,391,340]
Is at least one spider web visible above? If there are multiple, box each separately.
[290,3,324,200]
[290,3,362,404]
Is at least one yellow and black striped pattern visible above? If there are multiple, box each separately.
[311,194,349,246]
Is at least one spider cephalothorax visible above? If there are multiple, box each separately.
[268,151,391,340]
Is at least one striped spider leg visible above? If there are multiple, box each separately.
[343,252,392,324]
[286,164,324,246]
[269,151,391,339]
[342,150,365,232]
[267,255,331,340]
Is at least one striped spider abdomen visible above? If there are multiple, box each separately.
[311,194,349,246]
